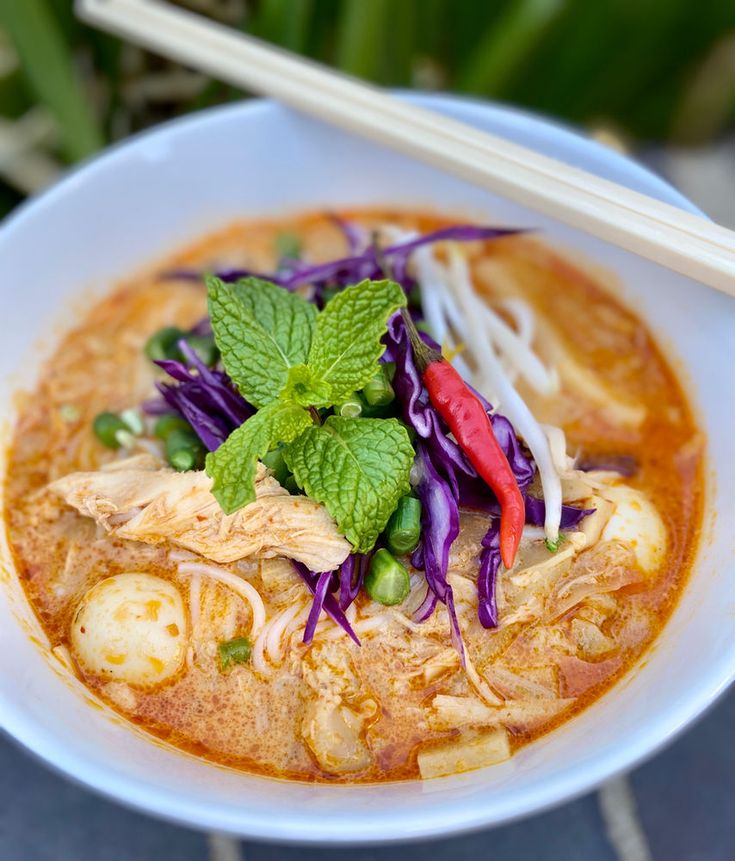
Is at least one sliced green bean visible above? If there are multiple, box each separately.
[92,412,128,449]
[165,428,205,471]
[154,414,191,441]
[365,549,410,606]
[144,326,185,363]
[385,495,422,555]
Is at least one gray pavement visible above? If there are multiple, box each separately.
[2,685,734,859]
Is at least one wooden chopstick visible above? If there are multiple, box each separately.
[77,0,735,297]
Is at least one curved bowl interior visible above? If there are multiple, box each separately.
[1,95,733,844]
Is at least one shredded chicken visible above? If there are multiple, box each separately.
[48,456,351,571]
[301,643,375,774]
[546,540,642,619]
[429,694,574,733]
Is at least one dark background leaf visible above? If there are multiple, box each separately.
[1,0,733,214]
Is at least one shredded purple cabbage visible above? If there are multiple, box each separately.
[525,496,595,529]
[303,570,334,645]
[329,213,365,254]
[161,266,287,286]
[188,317,213,337]
[141,396,174,416]
[384,312,591,644]
[153,341,252,451]
[293,553,368,645]
[161,224,526,295]
[412,444,465,663]
[338,553,368,611]
[478,524,501,628]
[292,561,360,645]
[414,589,438,623]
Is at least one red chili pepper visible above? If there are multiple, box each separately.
[402,311,524,569]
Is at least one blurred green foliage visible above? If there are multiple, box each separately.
[0,0,734,212]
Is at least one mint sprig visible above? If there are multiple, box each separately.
[206,399,312,514]
[207,276,317,408]
[206,277,412,552]
[284,417,413,553]
[281,363,333,408]
[307,279,407,402]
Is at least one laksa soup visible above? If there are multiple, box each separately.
[5,211,702,782]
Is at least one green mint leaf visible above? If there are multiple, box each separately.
[307,280,406,403]
[281,364,333,408]
[205,400,312,514]
[284,416,413,553]
[207,276,317,408]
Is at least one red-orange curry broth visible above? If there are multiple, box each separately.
[4,210,703,782]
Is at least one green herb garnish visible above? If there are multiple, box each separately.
[306,279,406,403]
[218,636,252,671]
[207,400,313,513]
[545,533,567,554]
[208,276,317,409]
[283,416,413,553]
[205,277,413,552]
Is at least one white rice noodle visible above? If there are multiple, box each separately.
[169,548,199,563]
[386,608,424,632]
[252,600,307,676]
[250,620,271,676]
[415,243,556,392]
[411,246,473,381]
[221,598,239,641]
[353,613,391,637]
[178,561,266,637]
[266,602,304,661]
[466,292,557,396]
[463,649,503,706]
[543,424,574,474]
[498,297,535,345]
[439,247,557,395]
[188,573,202,643]
[445,245,563,541]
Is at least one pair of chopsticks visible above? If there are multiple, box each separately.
[77,0,735,298]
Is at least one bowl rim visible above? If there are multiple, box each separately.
[0,93,725,845]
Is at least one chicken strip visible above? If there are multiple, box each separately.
[48,455,351,571]
[301,643,375,774]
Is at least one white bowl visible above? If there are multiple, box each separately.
[1,94,733,844]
